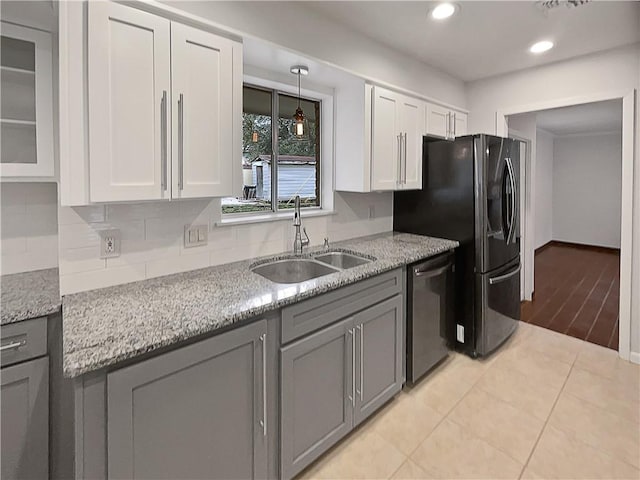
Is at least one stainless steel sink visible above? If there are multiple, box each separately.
[251,258,340,284]
[314,251,372,269]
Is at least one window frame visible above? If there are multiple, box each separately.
[220,73,334,224]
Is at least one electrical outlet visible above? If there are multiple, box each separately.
[456,324,465,343]
[184,224,208,248]
[100,229,121,259]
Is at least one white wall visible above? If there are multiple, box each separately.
[1,183,58,274]
[507,113,537,300]
[161,1,467,108]
[535,129,554,249]
[467,43,640,356]
[58,192,392,295]
[552,132,622,249]
[467,44,638,135]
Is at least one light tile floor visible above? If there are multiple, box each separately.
[297,322,640,480]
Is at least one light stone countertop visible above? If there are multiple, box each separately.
[1,268,61,325]
[63,232,458,377]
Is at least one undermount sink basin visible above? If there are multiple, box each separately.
[314,251,372,269]
[251,258,340,284]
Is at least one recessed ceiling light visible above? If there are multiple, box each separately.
[529,40,554,54]
[430,3,457,20]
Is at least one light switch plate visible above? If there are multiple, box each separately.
[100,229,121,259]
[184,224,208,248]
[456,324,465,343]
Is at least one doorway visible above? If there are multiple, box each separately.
[507,99,624,351]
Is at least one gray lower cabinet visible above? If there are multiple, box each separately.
[106,320,268,480]
[1,356,49,480]
[354,295,403,424]
[280,318,354,480]
[281,294,404,479]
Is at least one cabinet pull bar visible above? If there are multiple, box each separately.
[0,340,25,352]
[160,90,167,193]
[260,333,267,437]
[403,132,408,184]
[453,112,457,138]
[358,324,363,401]
[397,134,402,186]
[178,93,184,191]
[351,328,356,407]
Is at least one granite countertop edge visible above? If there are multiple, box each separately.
[63,233,458,378]
[1,268,62,326]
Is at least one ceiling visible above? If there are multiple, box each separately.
[534,99,622,136]
[302,1,640,82]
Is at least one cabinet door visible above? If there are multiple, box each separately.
[0,23,54,178]
[371,86,400,191]
[1,356,49,480]
[171,22,234,199]
[107,320,268,480]
[354,295,403,426]
[87,2,171,202]
[281,318,354,480]
[399,95,424,190]
[453,111,468,137]
[426,103,450,139]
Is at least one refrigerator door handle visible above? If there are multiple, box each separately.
[505,157,517,244]
[489,264,521,285]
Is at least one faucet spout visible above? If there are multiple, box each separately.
[293,196,310,255]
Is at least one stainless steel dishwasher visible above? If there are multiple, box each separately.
[406,251,455,384]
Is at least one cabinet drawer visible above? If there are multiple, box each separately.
[281,269,402,344]
[1,317,47,367]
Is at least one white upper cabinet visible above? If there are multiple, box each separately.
[425,102,467,140]
[60,1,242,205]
[88,2,171,202]
[454,111,468,137]
[0,22,54,178]
[371,87,400,191]
[398,95,424,190]
[370,86,424,191]
[171,23,234,199]
[335,82,465,193]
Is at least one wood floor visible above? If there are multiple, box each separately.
[521,243,620,350]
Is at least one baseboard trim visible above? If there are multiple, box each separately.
[535,240,620,255]
[630,351,640,365]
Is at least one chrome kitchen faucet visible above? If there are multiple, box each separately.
[293,195,310,255]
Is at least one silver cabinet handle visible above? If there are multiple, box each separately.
[453,112,457,138]
[357,324,363,402]
[397,134,402,186]
[446,112,450,139]
[403,132,408,184]
[0,340,25,352]
[160,90,167,194]
[350,328,355,407]
[259,333,267,437]
[178,93,184,191]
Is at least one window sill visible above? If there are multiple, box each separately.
[216,208,336,227]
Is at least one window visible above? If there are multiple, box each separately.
[221,85,321,215]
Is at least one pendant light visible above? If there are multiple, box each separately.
[290,65,309,138]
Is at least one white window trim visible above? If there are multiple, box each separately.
[221,73,335,222]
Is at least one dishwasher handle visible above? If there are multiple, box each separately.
[414,263,451,278]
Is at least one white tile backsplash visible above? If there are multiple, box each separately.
[57,191,393,295]
[1,183,58,275]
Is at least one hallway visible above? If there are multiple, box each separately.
[521,243,620,350]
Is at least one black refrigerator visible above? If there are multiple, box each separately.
[394,134,521,358]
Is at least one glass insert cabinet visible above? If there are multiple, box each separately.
[0,22,53,178]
